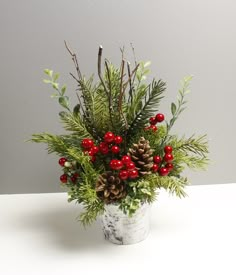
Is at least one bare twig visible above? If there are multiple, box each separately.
[76,92,85,116]
[98,46,110,95]
[64,40,82,80]
[97,45,114,130]
[118,59,125,115]
[123,63,139,91]
[105,60,112,93]
[127,62,133,104]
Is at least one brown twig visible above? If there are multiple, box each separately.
[64,40,82,80]
[127,62,133,104]
[123,63,139,91]
[97,46,114,130]
[118,59,125,115]
[76,92,85,117]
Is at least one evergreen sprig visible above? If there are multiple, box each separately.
[127,79,166,137]
[30,45,209,226]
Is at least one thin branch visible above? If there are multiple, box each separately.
[97,45,114,130]
[123,63,139,90]
[130,43,137,66]
[127,62,133,104]
[76,92,85,117]
[105,60,112,94]
[118,59,125,115]
[105,60,115,130]
[97,46,109,96]
[64,40,82,80]
[130,43,139,87]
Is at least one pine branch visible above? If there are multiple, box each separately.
[127,79,166,137]
[153,175,188,198]
[59,111,92,138]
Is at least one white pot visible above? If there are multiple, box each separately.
[101,203,151,245]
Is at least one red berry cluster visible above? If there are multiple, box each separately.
[81,132,123,162]
[145,113,165,132]
[81,138,99,162]
[152,145,174,176]
[110,155,139,180]
[58,157,80,184]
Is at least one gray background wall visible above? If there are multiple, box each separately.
[0,0,235,194]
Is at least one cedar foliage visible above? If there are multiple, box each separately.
[30,45,209,225]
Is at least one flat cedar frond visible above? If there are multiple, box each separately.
[127,79,166,138]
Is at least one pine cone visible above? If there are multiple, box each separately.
[128,137,154,175]
[96,172,127,204]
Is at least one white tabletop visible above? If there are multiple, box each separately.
[0,183,235,275]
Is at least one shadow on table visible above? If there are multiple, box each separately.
[13,204,111,252]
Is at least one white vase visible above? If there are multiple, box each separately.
[101,203,151,245]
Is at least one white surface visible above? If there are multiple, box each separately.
[0,184,235,275]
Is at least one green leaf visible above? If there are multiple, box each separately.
[43,79,52,84]
[50,93,58,98]
[171,102,177,115]
[44,69,53,77]
[53,73,60,82]
[52,83,59,90]
[61,85,67,95]
[59,96,69,109]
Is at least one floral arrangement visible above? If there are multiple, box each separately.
[30,43,209,225]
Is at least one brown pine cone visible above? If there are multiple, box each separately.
[96,171,127,204]
[128,137,154,175]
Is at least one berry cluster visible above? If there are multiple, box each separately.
[81,132,123,162]
[145,113,165,132]
[152,145,174,176]
[58,157,80,184]
[110,155,139,180]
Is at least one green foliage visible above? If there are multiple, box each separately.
[30,48,209,226]
[43,70,69,111]
[127,79,166,138]
[167,76,192,133]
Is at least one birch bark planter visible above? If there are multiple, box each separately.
[101,203,151,245]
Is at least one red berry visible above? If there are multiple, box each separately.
[90,146,99,155]
[150,125,158,132]
[111,145,120,154]
[60,174,68,183]
[159,167,169,176]
[153,155,162,164]
[114,136,123,144]
[58,157,67,167]
[165,163,174,172]
[119,170,129,180]
[126,161,136,170]
[73,173,79,178]
[152,163,159,172]
[149,117,157,125]
[110,159,123,170]
[104,132,115,143]
[164,153,174,163]
[164,145,173,154]
[121,155,131,164]
[99,142,109,154]
[129,169,139,179]
[155,113,165,122]
[81,138,94,149]
[70,175,77,183]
